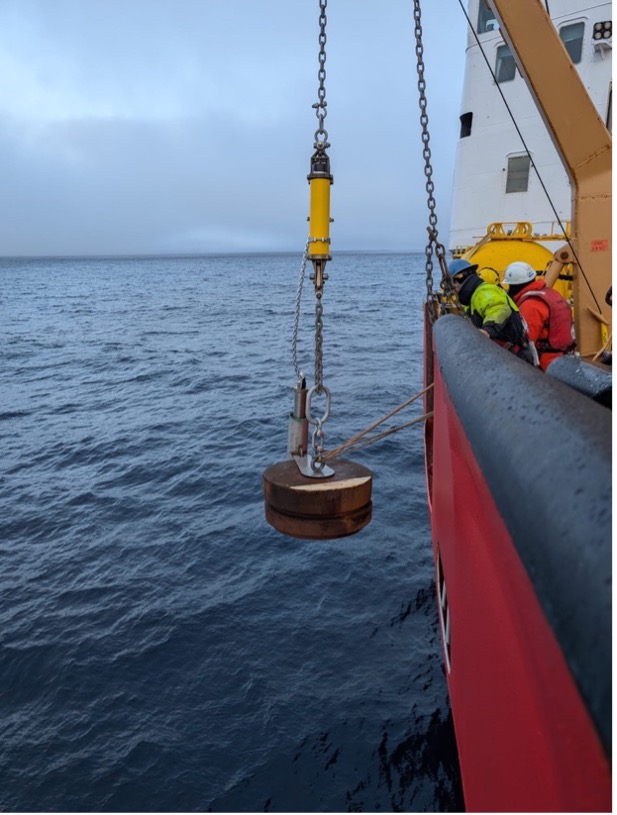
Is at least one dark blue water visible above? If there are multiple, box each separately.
[1,253,463,812]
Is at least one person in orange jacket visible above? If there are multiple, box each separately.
[501,261,575,372]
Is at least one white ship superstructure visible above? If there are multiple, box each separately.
[449,0,612,252]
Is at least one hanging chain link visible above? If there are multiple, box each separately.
[289,0,332,473]
[290,244,327,397]
[314,291,324,392]
[291,241,310,383]
[413,0,452,309]
[292,0,330,384]
[309,0,330,471]
[313,0,329,148]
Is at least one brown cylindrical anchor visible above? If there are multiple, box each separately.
[263,458,372,540]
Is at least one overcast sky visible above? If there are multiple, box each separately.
[0,1,467,257]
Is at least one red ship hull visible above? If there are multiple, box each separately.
[424,312,611,812]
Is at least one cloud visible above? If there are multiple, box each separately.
[0,1,466,256]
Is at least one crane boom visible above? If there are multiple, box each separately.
[488,0,612,357]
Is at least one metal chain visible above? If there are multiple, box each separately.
[291,241,310,382]
[413,0,452,305]
[313,0,329,148]
[291,243,327,394]
[314,290,324,392]
[309,0,329,471]
[312,419,326,468]
[292,0,330,384]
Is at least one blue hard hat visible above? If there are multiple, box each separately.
[448,259,478,279]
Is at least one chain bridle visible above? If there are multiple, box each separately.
[413,0,454,315]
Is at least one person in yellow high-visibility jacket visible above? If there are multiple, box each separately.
[448,259,538,366]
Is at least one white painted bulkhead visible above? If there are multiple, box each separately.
[449,0,612,252]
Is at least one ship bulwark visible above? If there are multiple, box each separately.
[430,314,611,812]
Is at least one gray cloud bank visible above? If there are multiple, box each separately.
[0,0,465,256]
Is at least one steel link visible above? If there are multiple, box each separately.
[311,420,326,471]
[306,385,330,471]
[413,0,453,306]
[311,419,326,473]
[291,241,311,381]
[314,293,324,393]
[310,0,329,464]
[313,0,329,146]
[288,0,333,466]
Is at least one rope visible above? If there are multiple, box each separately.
[591,332,612,362]
[323,384,433,462]
[324,412,434,460]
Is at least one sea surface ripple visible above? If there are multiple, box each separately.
[1,253,463,812]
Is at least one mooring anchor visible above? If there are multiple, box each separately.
[263,379,372,540]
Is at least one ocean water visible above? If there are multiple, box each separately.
[1,252,463,812]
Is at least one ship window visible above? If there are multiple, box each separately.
[560,22,584,63]
[495,44,516,82]
[477,1,497,33]
[506,155,531,193]
[460,112,473,138]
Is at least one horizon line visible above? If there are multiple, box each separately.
[0,248,427,261]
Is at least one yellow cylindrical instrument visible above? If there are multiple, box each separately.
[307,148,333,268]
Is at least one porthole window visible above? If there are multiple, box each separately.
[560,22,585,63]
[495,44,516,83]
[506,155,531,193]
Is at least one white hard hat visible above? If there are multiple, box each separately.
[502,261,536,286]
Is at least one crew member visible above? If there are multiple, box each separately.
[448,259,537,365]
[501,261,575,371]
